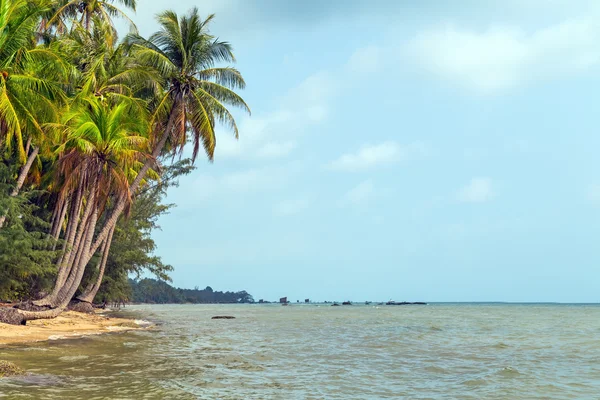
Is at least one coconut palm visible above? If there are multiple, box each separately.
[45,0,136,34]
[0,6,251,323]
[0,0,68,228]
[85,8,250,263]
[33,95,149,310]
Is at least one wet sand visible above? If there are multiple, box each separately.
[0,309,142,346]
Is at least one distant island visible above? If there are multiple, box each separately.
[129,279,254,304]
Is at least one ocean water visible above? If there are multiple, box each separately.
[1,303,600,399]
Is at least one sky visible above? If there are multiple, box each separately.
[126,0,600,303]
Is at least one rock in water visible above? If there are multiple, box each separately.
[211,316,235,319]
[0,361,25,377]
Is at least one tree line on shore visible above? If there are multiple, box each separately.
[0,0,248,325]
[127,279,254,304]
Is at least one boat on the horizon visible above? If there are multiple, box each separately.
[342,301,352,305]
[386,301,427,305]
[331,303,340,306]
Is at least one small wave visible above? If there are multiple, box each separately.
[58,355,89,362]
[47,335,66,341]
[134,319,153,327]
[498,366,521,377]
[107,325,128,331]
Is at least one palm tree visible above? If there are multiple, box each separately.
[0,0,67,228]
[7,7,250,321]
[85,9,250,259]
[45,0,136,34]
[56,17,155,121]
[34,95,148,309]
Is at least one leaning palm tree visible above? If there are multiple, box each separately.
[22,96,148,315]
[77,8,250,281]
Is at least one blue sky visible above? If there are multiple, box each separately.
[128,0,600,302]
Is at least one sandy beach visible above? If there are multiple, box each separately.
[0,309,143,346]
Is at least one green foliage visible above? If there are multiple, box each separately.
[0,4,248,310]
[0,161,58,301]
[129,278,254,304]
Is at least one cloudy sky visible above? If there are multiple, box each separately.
[128,0,600,302]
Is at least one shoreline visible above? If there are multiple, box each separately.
[0,309,146,346]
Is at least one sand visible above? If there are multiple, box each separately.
[0,309,144,346]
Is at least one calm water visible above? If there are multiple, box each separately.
[1,303,600,399]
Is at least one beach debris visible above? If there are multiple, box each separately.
[211,316,236,319]
[0,361,25,377]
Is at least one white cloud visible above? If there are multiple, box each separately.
[457,178,494,203]
[183,164,296,204]
[342,180,375,205]
[329,141,425,172]
[273,197,312,216]
[216,111,294,160]
[215,71,334,161]
[408,15,600,92]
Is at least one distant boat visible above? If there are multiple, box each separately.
[279,297,288,304]
[305,299,310,303]
[365,301,372,305]
[386,301,427,305]
[342,301,352,305]
[331,303,340,306]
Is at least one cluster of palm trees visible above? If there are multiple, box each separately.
[0,0,249,324]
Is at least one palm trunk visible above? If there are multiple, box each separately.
[15,306,65,322]
[55,206,98,307]
[11,145,38,197]
[24,105,180,319]
[24,137,31,157]
[58,188,91,282]
[86,113,175,260]
[77,225,114,303]
[36,180,92,307]
[50,192,68,239]
[60,184,84,257]
[0,145,39,228]
[52,195,69,244]
[49,194,61,236]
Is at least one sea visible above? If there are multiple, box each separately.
[1,303,599,399]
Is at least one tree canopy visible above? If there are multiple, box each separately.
[0,1,249,325]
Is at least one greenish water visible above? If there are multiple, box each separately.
[1,303,600,399]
